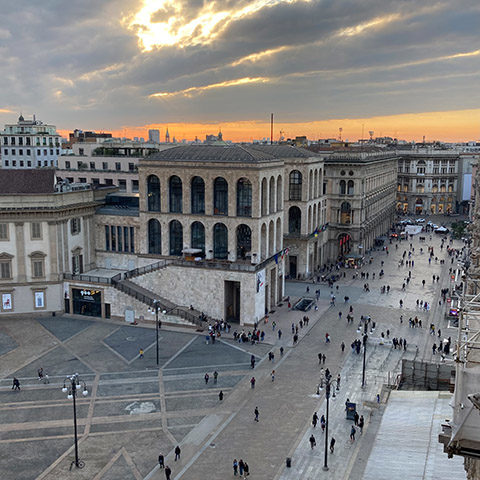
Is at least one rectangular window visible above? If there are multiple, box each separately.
[26,137,30,146]
[50,149,53,155]
[4,160,9,166]
[105,225,110,251]
[18,137,23,145]
[0,224,8,240]
[66,177,74,183]
[65,161,71,169]
[26,149,30,156]
[323,182,327,195]
[20,160,24,167]
[10,137,15,145]
[56,149,59,155]
[102,162,108,170]
[119,179,126,191]
[43,149,47,156]
[3,149,7,155]
[12,160,16,167]
[123,226,129,252]
[27,161,31,167]
[117,226,122,252]
[110,226,116,251]
[0,260,12,279]
[130,227,135,253]
[105,178,113,185]
[90,162,95,170]
[79,148,84,155]
[19,149,23,156]
[32,259,44,278]
[131,180,139,192]
[11,149,15,155]
[115,162,121,171]
[31,222,42,240]
[37,149,41,156]
[92,178,100,185]
[3,137,7,145]
[70,218,81,235]
[128,163,135,171]
[79,178,87,183]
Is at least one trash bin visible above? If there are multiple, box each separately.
[346,402,356,420]
[286,457,291,468]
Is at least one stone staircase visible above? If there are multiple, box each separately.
[111,264,209,329]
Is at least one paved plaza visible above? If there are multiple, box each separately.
[0,219,467,479]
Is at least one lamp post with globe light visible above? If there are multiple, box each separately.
[62,373,88,469]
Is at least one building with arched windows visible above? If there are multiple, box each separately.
[324,152,397,259]
[396,151,460,215]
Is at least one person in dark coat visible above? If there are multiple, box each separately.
[174,445,181,461]
[158,454,165,468]
[330,437,336,453]
[165,465,172,480]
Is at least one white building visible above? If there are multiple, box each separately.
[1,115,61,169]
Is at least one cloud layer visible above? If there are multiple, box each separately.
[0,0,479,138]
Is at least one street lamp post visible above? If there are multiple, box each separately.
[149,300,162,366]
[362,320,369,388]
[322,373,332,471]
[62,374,88,469]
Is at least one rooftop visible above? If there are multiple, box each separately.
[0,169,56,194]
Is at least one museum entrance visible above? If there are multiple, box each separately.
[72,288,102,317]
[289,256,297,279]
[225,281,240,323]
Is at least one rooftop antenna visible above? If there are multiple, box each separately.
[270,113,274,145]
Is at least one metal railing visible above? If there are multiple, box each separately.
[63,273,112,284]
[124,261,168,279]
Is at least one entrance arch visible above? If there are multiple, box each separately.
[338,233,352,257]
[415,197,423,215]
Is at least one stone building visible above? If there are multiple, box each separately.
[324,152,397,259]
[0,169,111,316]
[1,115,61,169]
[396,150,460,215]
[439,161,480,478]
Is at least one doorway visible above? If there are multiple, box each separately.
[225,281,240,323]
[289,256,297,279]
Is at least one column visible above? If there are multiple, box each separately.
[62,220,70,273]
[48,221,59,281]
[15,222,26,282]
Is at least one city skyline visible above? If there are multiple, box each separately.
[1,0,479,141]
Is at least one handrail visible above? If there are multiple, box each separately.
[124,260,167,279]
[63,273,112,284]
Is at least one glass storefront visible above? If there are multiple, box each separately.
[72,288,102,317]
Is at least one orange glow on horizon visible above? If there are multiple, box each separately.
[58,108,480,143]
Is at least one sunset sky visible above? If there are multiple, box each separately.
[1,0,480,142]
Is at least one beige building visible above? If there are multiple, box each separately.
[0,169,112,316]
[396,150,459,214]
[324,152,397,259]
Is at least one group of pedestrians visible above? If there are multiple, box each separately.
[157,445,182,479]
[233,458,250,477]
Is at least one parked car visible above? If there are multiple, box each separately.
[435,226,449,234]
[416,218,425,223]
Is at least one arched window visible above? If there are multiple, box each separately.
[191,176,205,214]
[288,206,301,234]
[169,220,183,256]
[276,175,282,211]
[261,178,267,216]
[276,217,282,251]
[236,224,251,259]
[148,219,161,254]
[191,221,205,253]
[269,177,275,213]
[237,178,252,217]
[261,223,267,259]
[314,170,318,198]
[147,175,160,212]
[213,223,228,259]
[309,171,313,200]
[289,170,302,200]
[213,177,228,215]
[340,202,351,224]
[339,180,346,195]
[169,176,182,213]
[347,180,354,195]
[268,220,275,255]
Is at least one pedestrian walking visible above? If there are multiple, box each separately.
[239,459,245,476]
[213,371,218,383]
[243,462,249,478]
[165,466,172,480]
[219,390,224,401]
[330,437,336,453]
[12,378,20,390]
[280,346,284,356]
[271,370,275,382]
[233,459,238,476]
[139,348,144,359]
[321,415,326,433]
[309,434,316,449]
[204,373,209,384]
[251,355,256,368]
[350,425,356,442]
[322,354,326,364]
[354,411,359,426]
[254,406,259,422]
[174,445,181,461]
[359,415,364,433]
[278,329,282,339]
[38,367,44,380]
[250,377,256,389]
[318,352,322,364]
[312,412,318,428]
[341,342,345,352]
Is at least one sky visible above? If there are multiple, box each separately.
[0,0,479,142]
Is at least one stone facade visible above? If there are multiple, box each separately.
[324,152,397,259]
[396,150,459,215]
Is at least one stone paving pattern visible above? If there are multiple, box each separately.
[0,218,466,479]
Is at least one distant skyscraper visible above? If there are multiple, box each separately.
[148,129,160,143]
[165,128,170,143]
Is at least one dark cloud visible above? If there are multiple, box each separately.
[0,0,478,130]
